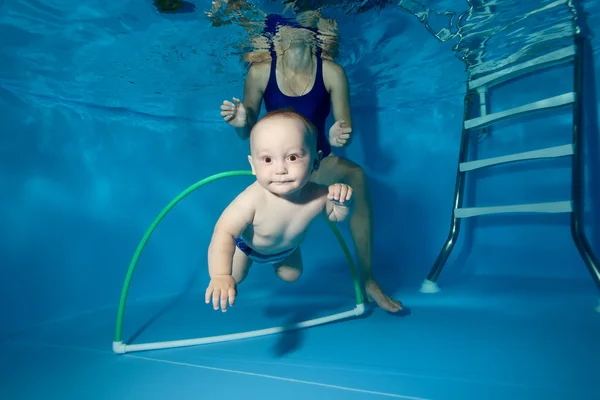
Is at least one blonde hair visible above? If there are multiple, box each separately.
[242,12,340,64]
[251,109,318,150]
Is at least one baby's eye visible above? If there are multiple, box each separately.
[263,156,272,163]
[288,154,298,162]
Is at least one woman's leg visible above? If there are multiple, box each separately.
[311,155,403,312]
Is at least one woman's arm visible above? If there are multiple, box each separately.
[327,61,353,129]
[325,61,354,147]
[235,63,268,140]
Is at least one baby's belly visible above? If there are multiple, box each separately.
[244,225,308,255]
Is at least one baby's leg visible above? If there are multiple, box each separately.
[232,247,253,284]
[273,247,303,282]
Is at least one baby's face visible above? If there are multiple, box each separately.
[248,116,318,197]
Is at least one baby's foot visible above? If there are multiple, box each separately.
[365,279,403,312]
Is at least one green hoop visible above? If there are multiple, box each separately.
[114,170,364,343]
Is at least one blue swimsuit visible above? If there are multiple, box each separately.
[261,14,333,158]
[235,238,297,264]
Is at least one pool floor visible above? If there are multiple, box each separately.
[1,276,599,400]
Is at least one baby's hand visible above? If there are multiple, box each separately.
[327,183,353,206]
[205,274,237,312]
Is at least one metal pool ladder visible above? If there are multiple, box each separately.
[419,35,600,311]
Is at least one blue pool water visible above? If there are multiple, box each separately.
[1,0,599,398]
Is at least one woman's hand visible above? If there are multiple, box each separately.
[220,97,247,129]
[329,119,352,147]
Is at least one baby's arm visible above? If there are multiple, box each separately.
[206,188,257,311]
[208,189,256,277]
[324,183,354,222]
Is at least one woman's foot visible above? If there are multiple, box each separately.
[365,279,403,312]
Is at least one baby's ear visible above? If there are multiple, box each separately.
[313,151,323,171]
[247,155,256,175]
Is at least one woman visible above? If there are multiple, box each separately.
[218,12,403,313]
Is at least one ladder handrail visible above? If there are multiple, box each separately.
[570,35,600,288]
[421,35,600,299]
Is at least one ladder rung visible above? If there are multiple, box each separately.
[464,92,575,130]
[454,201,572,219]
[468,45,575,90]
[459,144,573,172]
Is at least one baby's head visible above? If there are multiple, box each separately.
[248,109,322,197]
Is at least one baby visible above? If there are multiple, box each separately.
[205,109,354,312]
